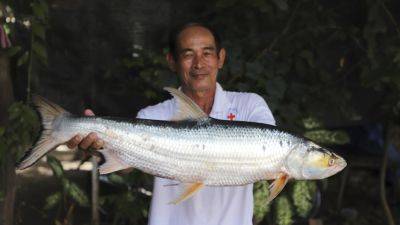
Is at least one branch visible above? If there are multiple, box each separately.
[380,125,396,225]
[378,0,400,38]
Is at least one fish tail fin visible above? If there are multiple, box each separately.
[16,95,69,170]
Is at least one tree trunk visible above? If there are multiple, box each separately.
[0,51,16,225]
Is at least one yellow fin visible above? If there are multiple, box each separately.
[163,87,208,121]
[267,173,290,203]
[169,182,204,204]
[98,149,131,174]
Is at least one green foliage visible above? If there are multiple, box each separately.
[0,102,39,164]
[275,195,293,225]
[44,191,62,210]
[100,172,152,224]
[253,181,271,223]
[304,130,350,145]
[46,155,89,208]
[292,181,317,218]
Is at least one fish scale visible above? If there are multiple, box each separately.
[57,117,295,186]
[16,91,346,204]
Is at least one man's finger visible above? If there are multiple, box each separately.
[79,132,98,149]
[66,135,82,149]
[92,139,104,149]
[84,109,95,116]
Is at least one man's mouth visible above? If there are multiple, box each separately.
[190,73,208,78]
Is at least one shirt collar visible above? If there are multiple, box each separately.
[176,82,229,116]
[210,82,229,116]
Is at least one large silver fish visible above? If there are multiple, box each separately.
[16,88,347,204]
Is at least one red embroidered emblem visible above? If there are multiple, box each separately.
[227,113,236,121]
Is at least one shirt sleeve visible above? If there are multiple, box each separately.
[246,93,276,126]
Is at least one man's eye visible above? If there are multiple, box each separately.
[183,53,194,58]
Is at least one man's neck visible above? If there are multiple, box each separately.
[182,86,216,115]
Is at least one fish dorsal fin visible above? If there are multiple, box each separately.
[163,87,208,121]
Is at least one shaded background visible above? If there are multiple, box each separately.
[0,0,399,225]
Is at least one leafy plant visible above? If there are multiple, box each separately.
[44,155,89,224]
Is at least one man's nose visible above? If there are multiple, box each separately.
[193,55,204,69]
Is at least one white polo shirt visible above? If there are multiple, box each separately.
[136,83,275,225]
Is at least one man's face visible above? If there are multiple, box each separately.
[167,26,225,93]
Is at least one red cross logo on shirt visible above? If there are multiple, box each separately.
[227,113,236,121]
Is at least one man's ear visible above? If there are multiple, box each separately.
[166,53,177,72]
[218,48,226,69]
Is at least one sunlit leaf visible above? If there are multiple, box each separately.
[67,182,89,207]
[302,117,323,129]
[304,130,350,145]
[108,173,125,185]
[292,181,316,217]
[253,181,270,223]
[44,191,62,210]
[17,51,29,67]
[275,195,293,225]
[47,155,64,178]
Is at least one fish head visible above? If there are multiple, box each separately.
[300,142,347,179]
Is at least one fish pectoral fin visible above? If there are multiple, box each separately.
[98,149,130,174]
[267,173,290,204]
[168,182,204,205]
[163,87,209,121]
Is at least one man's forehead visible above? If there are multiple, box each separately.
[177,26,217,49]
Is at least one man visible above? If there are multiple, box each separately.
[67,23,275,225]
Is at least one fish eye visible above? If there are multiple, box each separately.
[328,158,335,166]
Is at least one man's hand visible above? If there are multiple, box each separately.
[65,109,133,174]
[66,109,104,150]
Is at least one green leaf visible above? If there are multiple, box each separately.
[6,46,21,57]
[32,41,47,62]
[67,182,89,207]
[292,181,316,217]
[44,192,62,210]
[275,195,293,225]
[32,22,45,40]
[32,2,46,21]
[302,117,323,129]
[108,173,125,185]
[253,181,270,223]
[304,130,350,145]
[47,155,64,178]
[17,51,29,67]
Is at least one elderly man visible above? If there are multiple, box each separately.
[67,23,275,225]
